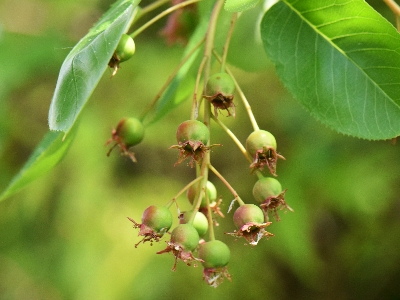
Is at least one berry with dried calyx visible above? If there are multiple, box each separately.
[127,205,172,247]
[108,34,136,76]
[226,204,273,246]
[203,72,236,117]
[198,240,232,287]
[157,224,201,271]
[180,210,209,237]
[170,120,213,167]
[106,117,145,162]
[253,177,282,203]
[170,224,200,251]
[233,204,264,227]
[198,240,230,269]
[246,130,285,176]
[252,177,292,221]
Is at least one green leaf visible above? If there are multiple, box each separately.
[261,0,400,140]
[224,0,260,12]
[145,17,209,125]
[0,126,78,201]
[48,0,140,134]
[226,1,270,71]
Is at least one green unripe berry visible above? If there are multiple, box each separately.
[233,204,264,228]
[187,181,217,208]
[115,34,136,62]
[116,117,145,148]
[205,72,235,98]
[246,130,277,157]
[198,240,231,269]
[142,205,173,236]
[181,211,209,237]
[176,120,210,145]
[252,177,282,203]
[170,224,200,251]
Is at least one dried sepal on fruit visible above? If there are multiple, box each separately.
[127,205,172,247]
[170,120,218,167]
[108,34,136,76]
[208,197,225,220]
[157,224,202,271]
[106,117,145,162]
[246,130,285,176]
[226,204,273,246]
[198,240,232,287]
[253,177,292,221]
[203,72,236,117]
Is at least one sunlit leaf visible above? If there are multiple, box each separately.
[48,0,140,134]
[224,0,260,12]
[261,0,400,139]
[0,126,78,201]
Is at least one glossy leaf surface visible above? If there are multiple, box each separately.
[261,0,400,139]
[48,0,140,133]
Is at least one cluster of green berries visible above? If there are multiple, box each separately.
[118,113,291,286]
[105,32,292,288]
[127,185,231,287]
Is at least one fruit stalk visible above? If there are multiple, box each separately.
[220,12,238,72]
[140,36,205,122]
[212,50,259,131]
[166,176,203,208]
[384,0,400,31]
[208,164,245,206]
[131,0,201,38]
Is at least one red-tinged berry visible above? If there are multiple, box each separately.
[157,224,201,271]
[160,2,198,45]
[170,120,213,167]
[204,72,236,117]
[106,117,145,162]
[253,177,292,221]
[127,205,172,247]
[233,204,264,227]
[198,240,232,287]
[180,210,209,237]
[108,34,136,76]
[246,130,285,176]
[171,224,200,251]
[226,204,273,246]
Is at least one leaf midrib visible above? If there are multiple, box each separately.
[283,0,399,110]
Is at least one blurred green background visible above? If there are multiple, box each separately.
[1,0,400,299]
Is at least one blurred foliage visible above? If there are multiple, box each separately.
[1,0,400,299]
